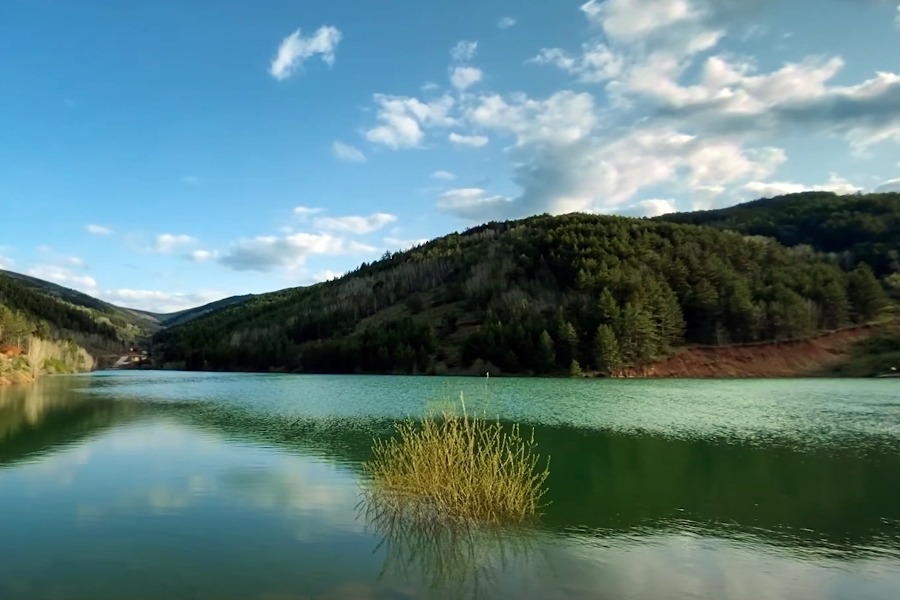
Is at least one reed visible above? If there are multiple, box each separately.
[363,393,549,525]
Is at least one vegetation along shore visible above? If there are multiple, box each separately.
[3,191,898,383]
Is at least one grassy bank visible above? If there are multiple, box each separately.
[824,317,900,377]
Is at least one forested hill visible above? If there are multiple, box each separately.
[0,272,133,358]
[152,213,888,376]
[655,191,900,278]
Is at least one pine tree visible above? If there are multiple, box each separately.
[618,301,658,364]
[847,264,887,322]
[597,289,620,325]
[594,324,621,375]
[538,329,556,373]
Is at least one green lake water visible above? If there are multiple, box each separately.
[1,371,899,599]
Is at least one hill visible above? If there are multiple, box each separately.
[1,269,253,339]
[151,294,255,328]
[655,191,900,279]
[151,213,888,376]
[1,269,158,345]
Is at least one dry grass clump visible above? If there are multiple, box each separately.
[363,394,549,525]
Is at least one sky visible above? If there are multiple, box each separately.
[2,0,900,313]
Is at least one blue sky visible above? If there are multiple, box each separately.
[2,0,900,312]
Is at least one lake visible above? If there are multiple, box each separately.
[1,372,899,599]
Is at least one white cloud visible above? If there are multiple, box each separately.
[431,170,456,181]
[313,212,397,234]
[624,199,679,216]
[269,25,342,80]
[0,255,14,270]
[581,0,700,42]
[450,66,483,91]
[498,17,517,29]
[384,236,429,251]
[65,256,86,268]
[332,141,367,162]
[743,174,861,199]
[219,233,376,272]
[876,177,900,192]
[365,94,456,149]
[437,188,512,222]
[155,234,197,253]
[450,40,478,63]
[86,224,112,235]
[313,270,344,282]
[293,206,324,220]
[26,265,98,292]
[449,132,489,147]
[356,0,900,223]
[99,289,228,314]
[188,249,219,262]
[531,41,623,83]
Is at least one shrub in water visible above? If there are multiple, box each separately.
[363,394,549,525]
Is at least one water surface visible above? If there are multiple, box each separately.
[1,372,899,599]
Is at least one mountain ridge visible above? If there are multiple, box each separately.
[150,200,891,377]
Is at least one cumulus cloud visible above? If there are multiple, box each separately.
[313,270,344,282]
[623,199,680,216]
[188,249,219,262]
[431,170,456,180]
[293,206,324,220]
[437,188,513,222]
[449,132,489,147]
[218,233,376,272]
[331,141,367,162]
[450,40,478,63]
[875,177,900,192]
[86,224,112,235]
[65,256,86,268]
[313,212,397,234]
[155,234,197,253]
[384,236,429,251]
[99,289,228,314]
[27,265,98,292]
[531,41,623,83]
[742,174,861,198]
[270,26,342,80]
[354,0,900,222]
[450,66,483,91]
[365,94,456,149]
[498,16,517,29]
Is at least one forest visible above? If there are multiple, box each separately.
[0,273,129,356]
[152,207,890,376]
[657,191,900,278]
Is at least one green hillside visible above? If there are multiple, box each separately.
[153,294,255,328]
[151,213,888,376]
[0,273,134,362]
[1,270,156,346]
[655,191,900,279]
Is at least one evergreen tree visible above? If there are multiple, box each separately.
[847,264,887,321]
[594,324,621,375]
[538,329,556,373]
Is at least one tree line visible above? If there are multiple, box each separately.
[153,211,889,376]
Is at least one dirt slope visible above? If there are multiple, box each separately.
[619,326,876,378]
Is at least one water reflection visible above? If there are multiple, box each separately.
[359,491,542,599]
[0,377,139,467]
[2,373,900,599]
